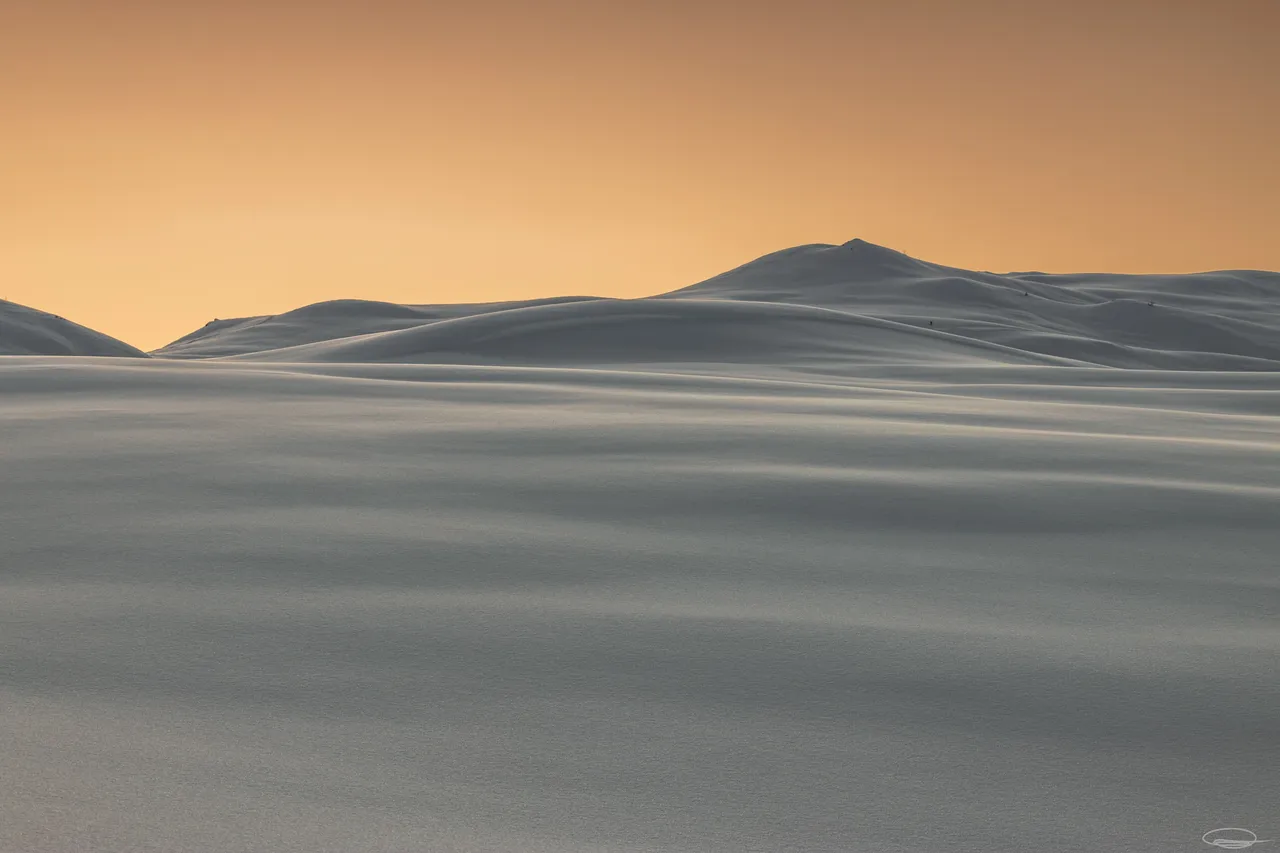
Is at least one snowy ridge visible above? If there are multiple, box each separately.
[149,239,1280,370]
[0,299,146,357]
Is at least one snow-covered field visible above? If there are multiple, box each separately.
[3,242,1278,852]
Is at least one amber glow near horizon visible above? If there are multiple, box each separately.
[3,0,1278,350]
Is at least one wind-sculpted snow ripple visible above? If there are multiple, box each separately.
[1,359,1277,852]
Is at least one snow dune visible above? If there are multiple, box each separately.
[0,299,146,357]
[220,298,1079,368]
[156,295,596,360]
[148,239,1280,370]
[2,241,1278,852]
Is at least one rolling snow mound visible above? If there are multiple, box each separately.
[154,239,1280,371]
[0,300,146,358]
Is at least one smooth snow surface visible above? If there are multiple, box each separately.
[3,242,1279,852]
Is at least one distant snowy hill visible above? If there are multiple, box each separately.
[0,299,146,357]
[9,240,1279,369]
[155,296,596,360]
[153,239,1280,370]
[670,239,1280,369]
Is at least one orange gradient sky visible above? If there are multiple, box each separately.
[3,0,1278,350]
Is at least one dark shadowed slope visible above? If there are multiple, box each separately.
[0,300,147,357]
[152,239,1280,370]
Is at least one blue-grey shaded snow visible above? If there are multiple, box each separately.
[2,358,1276,853]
